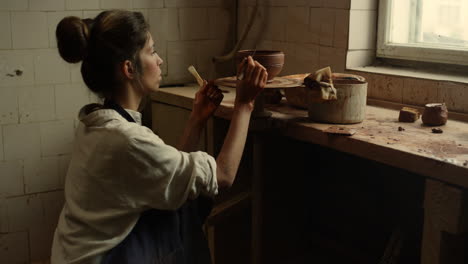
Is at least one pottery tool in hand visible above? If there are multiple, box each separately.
[237,47,257,81]
[188,65,204,87]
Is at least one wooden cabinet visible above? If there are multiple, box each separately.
[152,87,468,264]
[152,101,253,264]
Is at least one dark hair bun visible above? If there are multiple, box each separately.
[56,16,92,63]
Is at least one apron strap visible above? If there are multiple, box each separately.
[103,99,136,123]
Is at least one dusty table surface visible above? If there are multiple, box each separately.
[152,84,468,188]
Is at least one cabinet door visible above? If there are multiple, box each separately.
[152,102,206,151]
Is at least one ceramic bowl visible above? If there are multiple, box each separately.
[236,50,285,81]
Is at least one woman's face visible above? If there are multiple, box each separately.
[138,33,163,93]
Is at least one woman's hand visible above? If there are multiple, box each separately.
[235,56,268,108]
[191,80,224,124]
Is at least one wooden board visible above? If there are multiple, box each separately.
[214,76,302,89]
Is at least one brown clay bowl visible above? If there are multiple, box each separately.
[236,50,285,81]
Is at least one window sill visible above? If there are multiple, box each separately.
[347,65,468,85]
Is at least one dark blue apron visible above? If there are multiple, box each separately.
[101,100,213,264]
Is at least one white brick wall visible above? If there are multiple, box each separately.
[166,40,198,83]
[40,120,74,156]
[47,11,83,48]
[101,0,133,9]
[30,0,66,11]
[55,83,92,119]
[0,50,35,87]
[58,155,71,186]
[3,1,457,263]
[0,199,8,232]
[0,232,29,264]
[65,0,100,10]
[318,8,335,46]
[24,157,60,193]
[148,8,180,42]
[349,9,376,50]
[133,0,164,8]
[12,12,49,49]
[3,123,41,160]
[0,0,28,11]
[208,7,232,40]
[18,85,56,123]
[0,2,235,263]
[0,12,12,49]
[6,194,44,232]
[286,7,309,43]
[0,160,24,196]
[34,49,71,84]
[0,127,3,161]
[179,8,210,40]
[0,87,18,125]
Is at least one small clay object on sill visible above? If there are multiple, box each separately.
[432,128,443,134]
[398,126,405,131]
[398,107,420,122]
[324,126,356,136]
[422,103,448,126]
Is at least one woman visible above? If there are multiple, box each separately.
[52,9,267,264]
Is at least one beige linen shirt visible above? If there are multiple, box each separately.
[51,104,218,264]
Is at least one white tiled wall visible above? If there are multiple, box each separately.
[3,123,42,160]
[47,11,83,48]
[240,0,468,114]
[24,157,60,193]
[0,12,12,49]
[179,8,210,40]
[18,85,56,123]
[238,0,349,75]
[65,0,99,10]
[0,50,35,87]
[5,0,465,263]
[0,1,235,263]
[0,0,28,11]
[35,49,72,84]
[0,160,23,197]
[0,232,29,264]
[30,0,66,11]
[0,87,18,125]
[12,12,49,49]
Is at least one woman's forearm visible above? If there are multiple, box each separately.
[215,103,253,188]
[177,114,204,152]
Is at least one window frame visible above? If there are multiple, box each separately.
[377,0,468,66]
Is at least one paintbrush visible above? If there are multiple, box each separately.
[188,65,204,87]
[237,47,257,81]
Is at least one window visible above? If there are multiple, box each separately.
[377,0,468,65]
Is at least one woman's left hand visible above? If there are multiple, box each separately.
[192,80,224,123]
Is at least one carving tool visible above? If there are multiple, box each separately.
[188,65,204,87]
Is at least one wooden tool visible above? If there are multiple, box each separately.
[188,65,204,87]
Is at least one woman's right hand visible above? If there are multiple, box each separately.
[235,56,268,108]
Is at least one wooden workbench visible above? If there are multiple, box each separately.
[151,84,468,264]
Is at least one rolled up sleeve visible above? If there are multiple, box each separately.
[121,130,218,211]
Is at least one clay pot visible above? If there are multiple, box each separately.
[307,77,368,124]
[236,50,284,81]
[422,103,448,126]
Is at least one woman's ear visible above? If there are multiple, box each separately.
[122,60,135,80]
